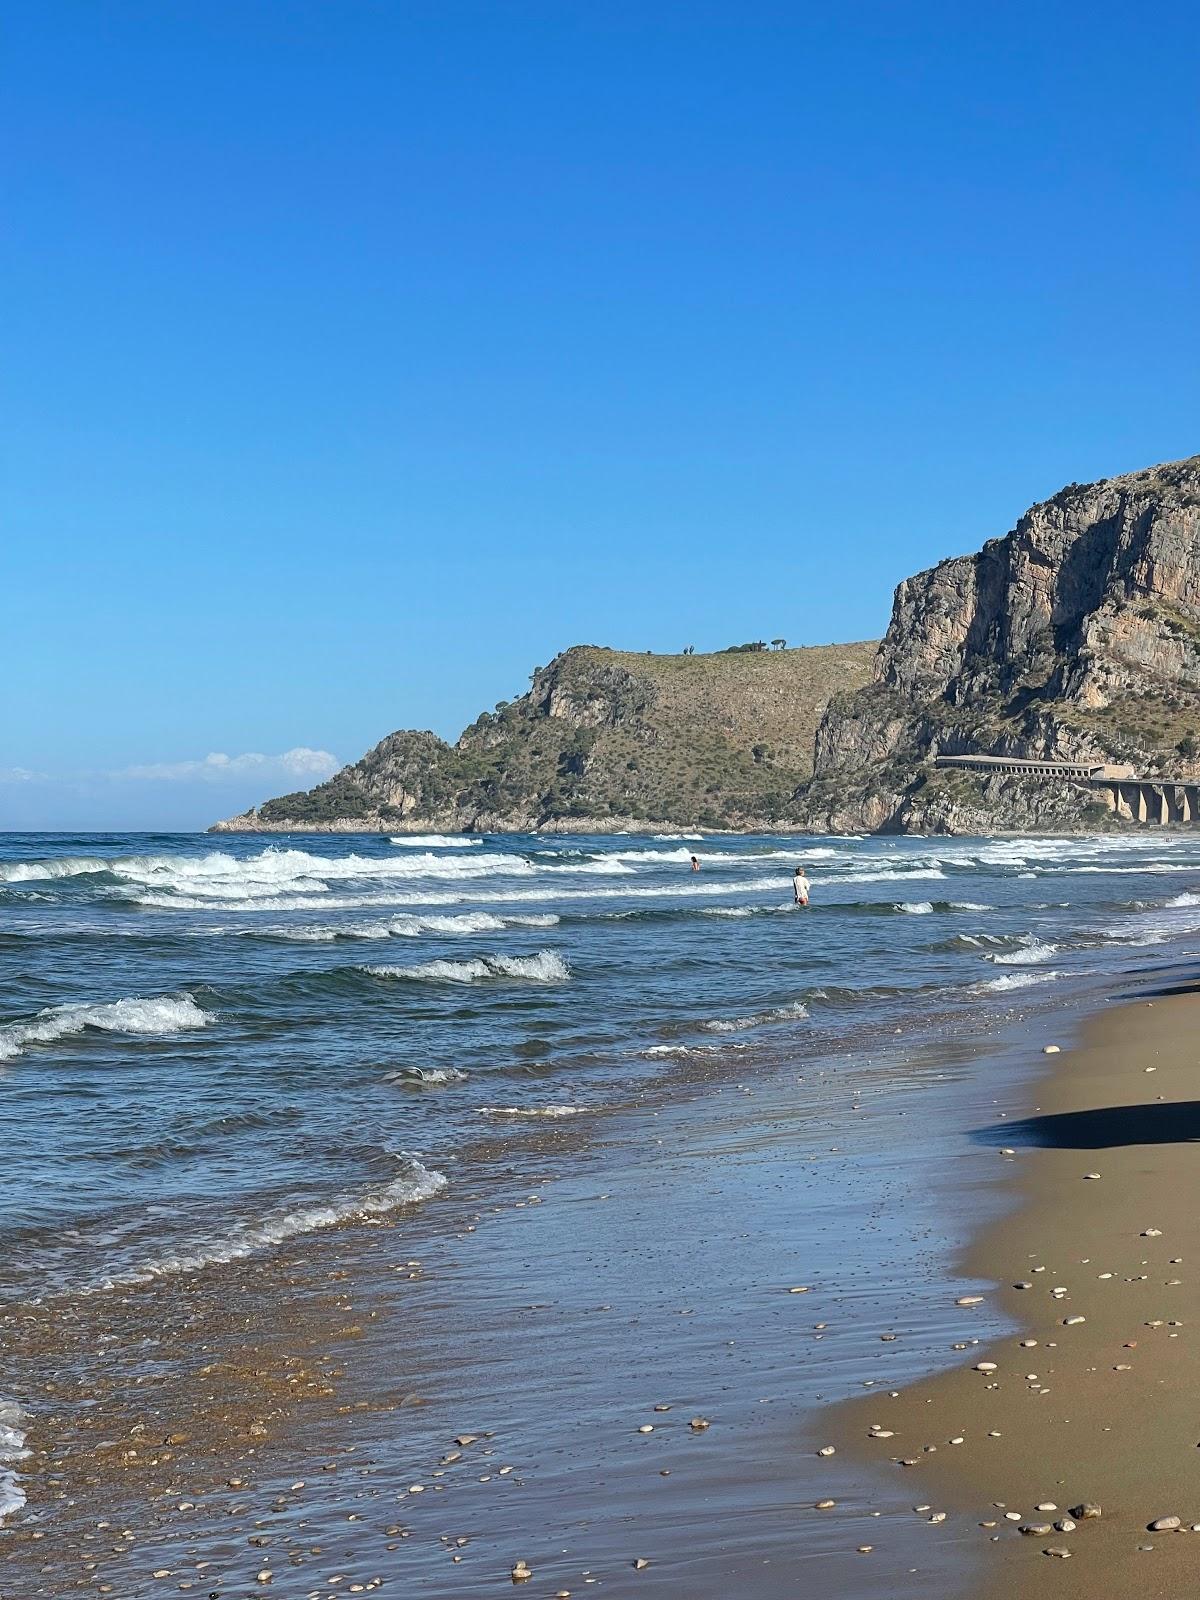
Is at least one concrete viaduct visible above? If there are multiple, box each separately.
[934,754,1200,825]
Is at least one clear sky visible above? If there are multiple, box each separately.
[4,0,1197,830]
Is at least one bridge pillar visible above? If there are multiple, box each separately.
[1134,784,1150,823]
[1188,788,1200,824]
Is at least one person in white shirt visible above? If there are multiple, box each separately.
[793,867,810,906]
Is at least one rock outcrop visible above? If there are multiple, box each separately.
[797,455,1200,832]
[214,455,1200,838]
[212,641,875,833]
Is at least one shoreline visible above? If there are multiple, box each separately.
[833,980,1200,1596]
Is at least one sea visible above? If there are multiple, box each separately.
[4,826,1200,1582]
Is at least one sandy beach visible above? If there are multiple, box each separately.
[837,984,1200,1596]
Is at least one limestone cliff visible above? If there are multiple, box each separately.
[797,455,1200,832]
[212,642,875,834]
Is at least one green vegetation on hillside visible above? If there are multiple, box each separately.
[249,640,877,831]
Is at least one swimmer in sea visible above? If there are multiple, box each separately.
[690,855,701,872]
[793,866,810,906]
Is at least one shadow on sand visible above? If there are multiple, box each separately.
[975,1102,1200,1150]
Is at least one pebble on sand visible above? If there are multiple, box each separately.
[956,1296,984,1306]
[1043,1045,1061,1054]
[974,1362,998,1373]
[1069,1503,1102,1519]
[817,1445,836,1457]
[1149,1517,1181,1531]
[511,1561,533,1582]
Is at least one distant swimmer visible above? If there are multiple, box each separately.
[793,866,810,906]
[690,855,701,872]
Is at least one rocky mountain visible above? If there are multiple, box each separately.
[212,641,876,834]
[798,454,1200,832]
[214,455,1200,838]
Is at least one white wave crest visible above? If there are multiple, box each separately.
[7,846,536,901]
[480,1104,585,1118]
[703,1001,808,1033]
[0,993,209,1062]
[702,906,755,917]
[366,950,570,984]
[0,1396,29,1522]
[0,855,110,883]
[980,971,1058,992]
[389,835,483,847]
[989,938,1058,966]
[950,901,993,911]
[897,901,934,914]
[94,1158,446,1288]
[1166,891,1200,907]
[386,1066,468,1086]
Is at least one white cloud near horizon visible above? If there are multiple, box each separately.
[113,747,341,784]
[0,766,44,783]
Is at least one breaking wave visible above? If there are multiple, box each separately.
[389,834,482,847]
[386,1066,469,1087]
[0,1396,28,1522]
[979,971,1059,992]
[989,938,1058,966]
[366,950,571,985]
[480,1104,586,1118]
[91,1157,447,1288]
[703,1000,809,1033]
[260,911,559,942]
[0,993,209,1063]
[896,901,934,914]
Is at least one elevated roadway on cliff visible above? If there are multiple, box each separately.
[934,754,1200,825]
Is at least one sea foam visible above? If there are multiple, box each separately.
[0,993,209,1062]
[0,1396,28,1522]
[366,950,570,984]
[92,1157,447,1288]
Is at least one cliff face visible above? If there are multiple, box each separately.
[213,456,1200,838]
[212,641,876,834]
[799,455,1200,832]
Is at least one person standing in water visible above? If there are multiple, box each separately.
[793,866,810,906]
[690,855,701,872]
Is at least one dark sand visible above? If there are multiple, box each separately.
[837,988,1200,1596]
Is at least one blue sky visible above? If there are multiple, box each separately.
[4,0,1197,830]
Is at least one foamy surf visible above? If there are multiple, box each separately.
[979,971,1059,992]
[90,1158,447,1289]
[703,1001,809,1032]
[480,1104,586,1118]
[386,1066,469,1087]
[389,835,483,847]
[989,938,1058,966]
[0,1396,29,1522]
[0,993,209,1062]
[366,950,570,984]
[261,911,560,942]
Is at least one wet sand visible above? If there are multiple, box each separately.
[13,980,1200,1599]
[2,1031,1013,1599]
[838,986,1200,1596]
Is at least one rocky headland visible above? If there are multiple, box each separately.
[213,455,1200,836]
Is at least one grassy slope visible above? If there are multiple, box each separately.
[253,641,878,829]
